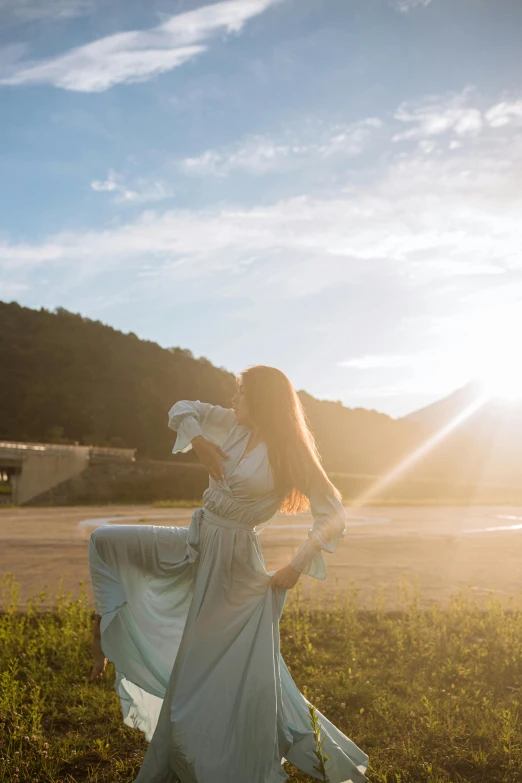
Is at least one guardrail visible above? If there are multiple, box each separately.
[0,441,136,462]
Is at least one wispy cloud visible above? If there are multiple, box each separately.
[0,0,283,92]
[180,88,522,180]
[180,118,382,176]
[2,111,521,301]
[90,170,174,204]
[485,100,522,128]
[393,88,522,146]
[390,0,434,12]
[2,84,522,391]
[393,87,483,143]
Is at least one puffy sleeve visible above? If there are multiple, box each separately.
[168,400,236,454]
[289,481,347,580]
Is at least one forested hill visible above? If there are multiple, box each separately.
[1,301,428,472]
[5,300,520,490]
[0,301,236,460]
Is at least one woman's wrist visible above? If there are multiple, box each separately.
[289,538,322,573]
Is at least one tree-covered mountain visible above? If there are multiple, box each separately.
[1,300,521,491]
[403,381,522,484]
[1,301,425,471]
[0,301,235,460]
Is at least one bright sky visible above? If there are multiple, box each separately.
[1,0,522,417]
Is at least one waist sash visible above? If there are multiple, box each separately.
[201,507,257,533]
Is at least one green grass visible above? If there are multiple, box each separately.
[1,573,521,782]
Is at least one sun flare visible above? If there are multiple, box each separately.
[477,363,522,401]
[455,308,522,402]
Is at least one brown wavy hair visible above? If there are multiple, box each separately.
[237,365,343,513]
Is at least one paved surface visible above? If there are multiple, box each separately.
[1,504,522,610]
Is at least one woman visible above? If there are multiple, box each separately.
[88,365,369,783]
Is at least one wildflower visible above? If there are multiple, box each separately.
[340,702,345,708]
[43,743,49,749]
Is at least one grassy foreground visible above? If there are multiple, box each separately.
[1,574,521,783]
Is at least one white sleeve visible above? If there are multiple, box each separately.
[289,481,347,580]
[168,400,236,454]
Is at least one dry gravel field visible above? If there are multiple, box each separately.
[2,503,522,610]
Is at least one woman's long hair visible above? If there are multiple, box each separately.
[238,365,342,513]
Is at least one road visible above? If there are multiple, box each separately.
[1,504,521,611]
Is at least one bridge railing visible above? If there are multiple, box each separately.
[0,441,136,463]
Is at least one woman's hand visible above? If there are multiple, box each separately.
[90,613,108,681]
[270,564,302,590]
[90,650,108,681]
[191,435,230,482]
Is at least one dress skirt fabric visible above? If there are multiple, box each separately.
[89,506,369,783]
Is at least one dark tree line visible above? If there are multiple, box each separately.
[0,301,235,460]
[1,300,520,487]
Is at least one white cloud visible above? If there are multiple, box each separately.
[390,0,434,12]
[90,170,175,204]
[0,0,94,21]
[91,171,118,193]
[2,126,522,300]
[0,0,283,92]
[3,89,522,335]
[180,118,382,176]
[393,89,522,147]
[180,89,522,179]
[393,88,484,143]
[484,100,522,128]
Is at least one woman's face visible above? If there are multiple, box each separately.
[231,381,251,425]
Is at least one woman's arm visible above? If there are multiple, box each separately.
[288,481,347,581]
[168,400,236,454]
[90,613,108,681]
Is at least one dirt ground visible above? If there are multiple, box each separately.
[1,504,522,611]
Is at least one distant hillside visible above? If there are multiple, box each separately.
[405,380,486,430]
[2,301,522,491]
[0,301,236,460]
[0,301,425,473]
[403,381,522,484]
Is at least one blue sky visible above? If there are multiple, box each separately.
[2,0,522,417]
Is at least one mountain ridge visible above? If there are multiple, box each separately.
[1,300,521,487]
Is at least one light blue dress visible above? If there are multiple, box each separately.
[88,401,369,783]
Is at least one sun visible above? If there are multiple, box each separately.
[477,363,522,401]
[455,307,522,402]
[474,335,522,401]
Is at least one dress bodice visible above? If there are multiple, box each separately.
[168,399,347,579]
[201,424,281,530]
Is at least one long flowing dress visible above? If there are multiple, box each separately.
[88,400,369,783]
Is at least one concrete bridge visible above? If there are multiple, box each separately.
[0,441,136,505]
